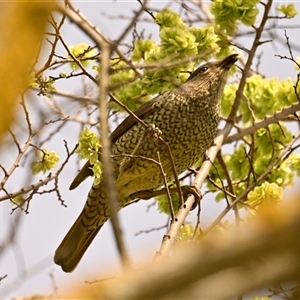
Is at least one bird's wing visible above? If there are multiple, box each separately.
[69,95,160,190]
[69,160,94,190]
[109,95,159,144]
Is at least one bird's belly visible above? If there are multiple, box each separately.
[114,123,217,201]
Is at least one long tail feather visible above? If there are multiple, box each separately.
[54,211,103,273]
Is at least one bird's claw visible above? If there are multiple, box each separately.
[182,185,202,210]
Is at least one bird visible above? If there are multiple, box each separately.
[54,53,239,272]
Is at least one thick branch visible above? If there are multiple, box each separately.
[98,45,131,269]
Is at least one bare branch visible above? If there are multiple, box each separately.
[99,44,131,269]
[225,102,300,144]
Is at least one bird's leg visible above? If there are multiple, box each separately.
[119,124,162,173]
[132,187,178,200]
[181,185,202,210]
[132,185,202,210]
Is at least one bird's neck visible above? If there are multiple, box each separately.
[178,83,223,113]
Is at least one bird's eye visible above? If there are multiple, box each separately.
[199,66,208,73]
[186,65,209,81]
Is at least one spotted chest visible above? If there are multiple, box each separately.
[112,92,220,198]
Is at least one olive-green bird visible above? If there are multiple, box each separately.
[54,54,239,272]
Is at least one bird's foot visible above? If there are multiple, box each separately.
[181,185,202,210]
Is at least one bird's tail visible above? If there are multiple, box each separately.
[54,210,104,272]
[54,182,109,272]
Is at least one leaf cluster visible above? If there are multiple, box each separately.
[210,0,260,36]
[208,73,300,210]
[75,127,103,185]
[276,3,297,18]
[109,8,231,112]
[30,148,59,175]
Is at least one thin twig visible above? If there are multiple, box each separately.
[217,152,240,225]
[157,152,175,221]
[135,223,169,236]
[159,138,184,206]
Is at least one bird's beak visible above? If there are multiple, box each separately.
[219,53,239,69]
